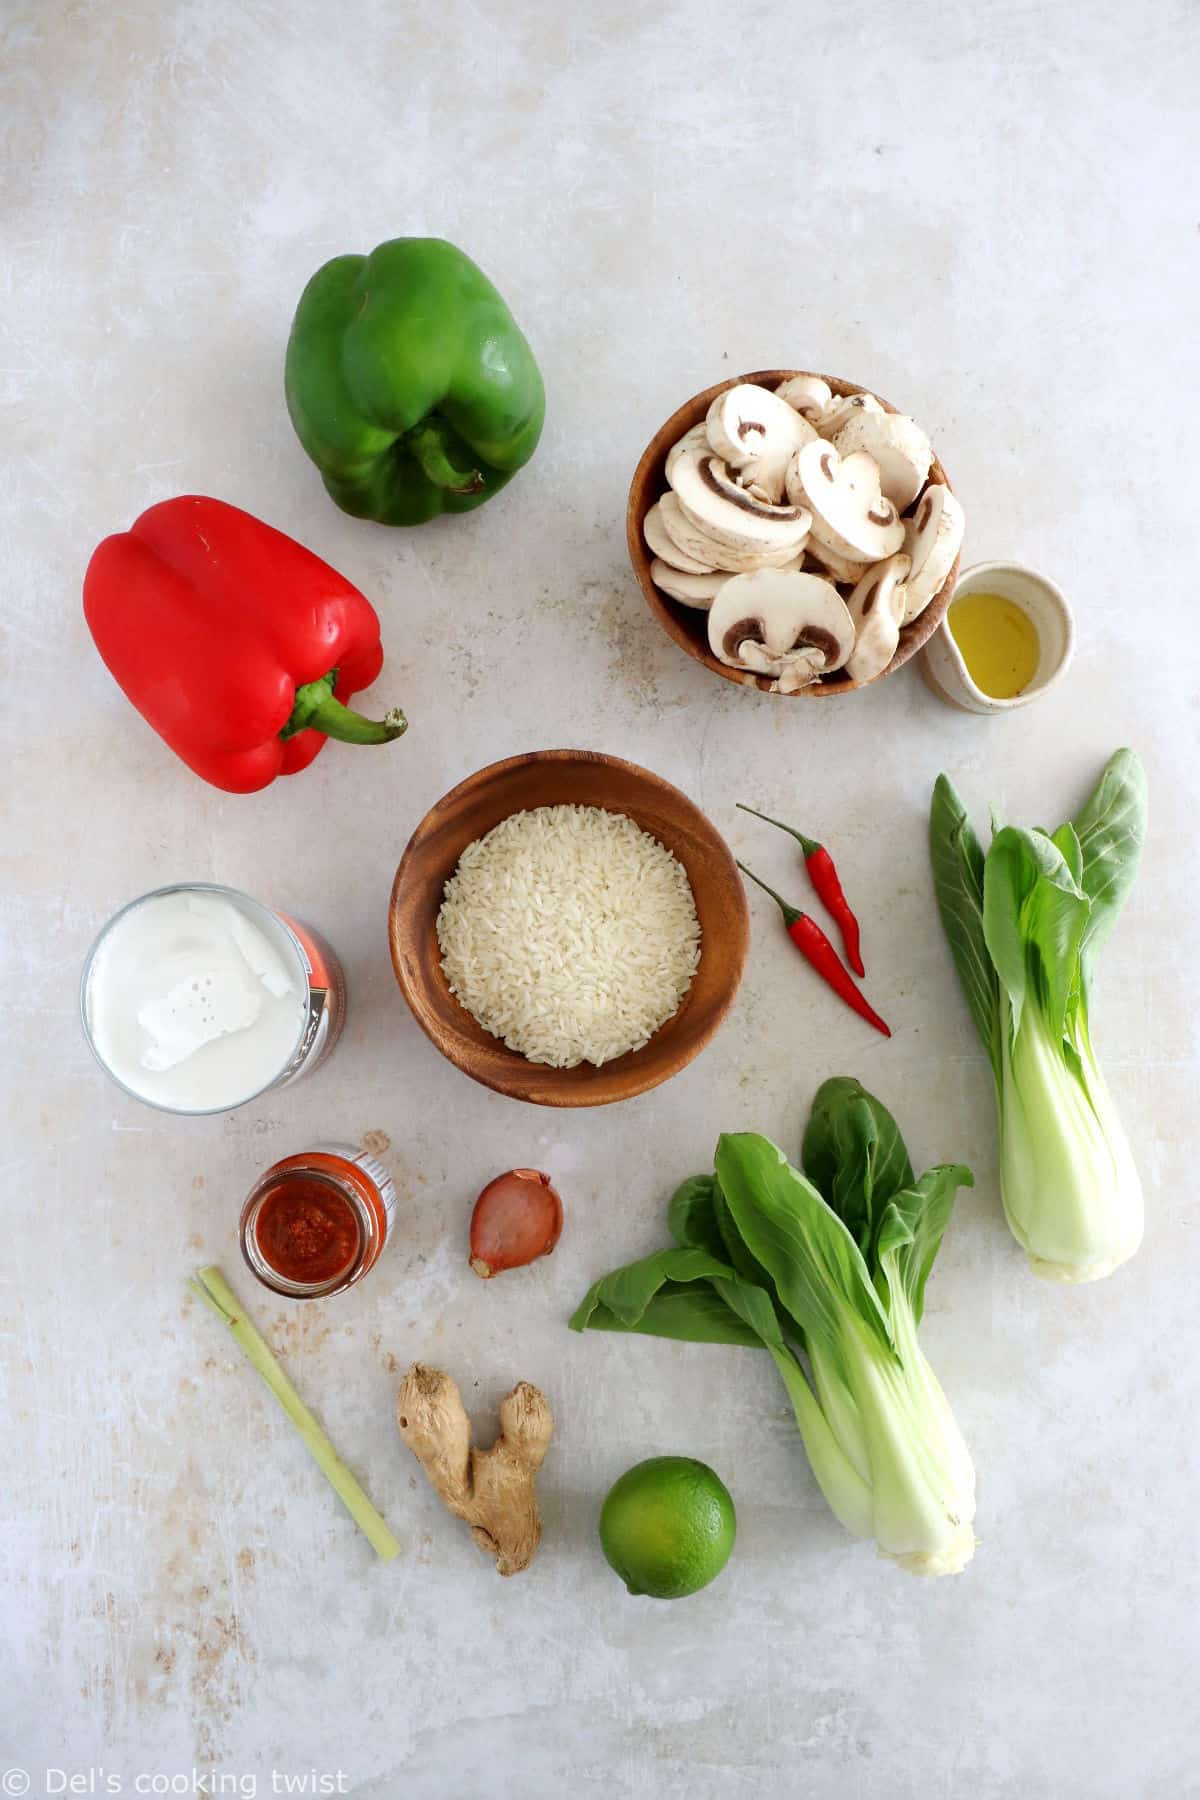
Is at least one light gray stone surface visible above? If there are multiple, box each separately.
[2,2,1197,1795]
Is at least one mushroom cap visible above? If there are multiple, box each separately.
[901,484,965,622]
[832,412,932,511]
[845,553,911,684]
[665,423,711,482]
[817,392,884,438]
[650,559,729,609]
[643,498,715,574]
[658,491,811,572]
[786,438,905,563]
[774,375,833,423]
[671,447,812,555]
[707,569,855,680]
[705,384,817,505]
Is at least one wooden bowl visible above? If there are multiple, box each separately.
[627,369,961,697]
[388,749,749,1107]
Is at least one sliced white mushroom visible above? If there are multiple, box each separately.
[738,474,776,505]
[650,560,729,609]
[670,447,811,556]
[845,553,911,684]
[705,384,816,504]
[774,374,833,424]
[657,491,809,572]
[772,659,827,695]
[832,412,932,510]
[665,423,711,483]
[643,498,715,574]
[900,484,965,622]
[786,439,905,562]
[707,569,854,689]
[803,540,870,585]
[816,391,884,438]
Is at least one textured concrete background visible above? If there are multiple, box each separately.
[2,2,1197,1795]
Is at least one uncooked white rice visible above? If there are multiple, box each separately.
[436,804,701,1068]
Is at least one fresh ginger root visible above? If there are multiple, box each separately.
[396,1364,553,1576]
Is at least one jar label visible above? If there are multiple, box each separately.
[275,915,347,1084]
[310,1141,399,1252]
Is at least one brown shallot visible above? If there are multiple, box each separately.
[469,1168,564,1279]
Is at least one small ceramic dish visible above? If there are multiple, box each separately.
[387,749,749,1107]
[627,369,962,697]
[921,560,1074,713]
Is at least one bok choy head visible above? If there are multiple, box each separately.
[571,1078,976,1576]
[929,749,1147,1283]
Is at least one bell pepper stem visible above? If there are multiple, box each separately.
[403,421,486,495]
[282,671,407,744]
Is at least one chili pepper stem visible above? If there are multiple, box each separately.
[736,860,802,926]
[736,802,820,858]
[282,672,407,744]
[403,421,486,495]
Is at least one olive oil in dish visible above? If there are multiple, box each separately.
[948,592,1040,700]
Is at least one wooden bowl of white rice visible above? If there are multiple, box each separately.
[388,749,749,1106]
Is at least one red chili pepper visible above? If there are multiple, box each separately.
[737,803,866,976]
[83,495,407,794]
[737,861,891,1038]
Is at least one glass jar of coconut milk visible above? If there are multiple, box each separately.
[80,883,346,1115]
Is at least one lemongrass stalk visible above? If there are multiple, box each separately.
[189,1265,400,1562]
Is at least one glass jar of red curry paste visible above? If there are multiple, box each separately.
[239,1142,397,1299]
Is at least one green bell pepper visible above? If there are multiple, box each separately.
[284,237,545,526]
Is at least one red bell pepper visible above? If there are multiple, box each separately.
[83,495,406,794]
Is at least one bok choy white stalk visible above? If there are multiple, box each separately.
[929,749,1147,1283]
[571,1079,977,1576]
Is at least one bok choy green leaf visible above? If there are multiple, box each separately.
[930,749,1147,1283]
[570,1080,976,1576]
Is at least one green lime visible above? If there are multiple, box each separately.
[599,1456,736,1599]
